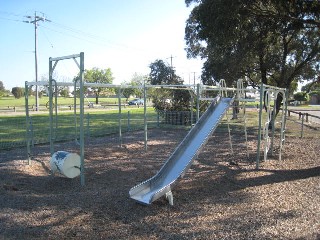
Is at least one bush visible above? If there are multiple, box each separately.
[11,87,24,99]
[293,92,309,102]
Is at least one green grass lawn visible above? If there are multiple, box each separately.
[0,106,159,149]
[0,96,130,109]
[2,95,312,151]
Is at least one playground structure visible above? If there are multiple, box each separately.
[256,84,287,166]
[130,93,234,205]
[24,52,287,204]
[129,80,288,205]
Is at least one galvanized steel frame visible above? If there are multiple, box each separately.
[49,52,85,185]
[25,70,288,185]
[256,83,287,168]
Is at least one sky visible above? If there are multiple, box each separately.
[0,0,203,90]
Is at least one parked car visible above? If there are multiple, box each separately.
[128,98,144,105]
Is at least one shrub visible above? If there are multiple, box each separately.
[11,87,24,99]
[293,92,309,102]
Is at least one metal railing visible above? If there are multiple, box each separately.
[287,109,320,138]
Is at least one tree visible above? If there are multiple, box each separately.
[11,87,24,99]
[122,83,135,101]
[185,0,320,115]
[293,92,309,102]
[149,59,182,85]
[301,76,320,93]
[131,73,145,99]
[148,59,190,112]
[0,81,9,97]
[59,87,69,98]
[83,68,114,104]
[122,73,146,101]
[0,81,4,92]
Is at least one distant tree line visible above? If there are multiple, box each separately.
[0,81,10,97]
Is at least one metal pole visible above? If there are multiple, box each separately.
[196,84,200,122]
[144,81,148,151]
[127,111,130,132]
[243,101,249,158]
[49,58,54,156]
[300,114,304,138]
[279,90,287,161]
[256,83,264,169]
[118,87,122,147]
[190,90,194,126]
[53,80,58,139]
[79,52,85,186]
[74,80,78,143]
[25,81,31,164]
[34,12,39,111]
[226,107,234,154]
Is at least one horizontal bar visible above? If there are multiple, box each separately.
[49,53,81,62]
[26,81,50,86]
[26,81,197,89]
[238,98,258,102]
[262,84,286,91]
[199,97,218,101]
[25,81,286,94]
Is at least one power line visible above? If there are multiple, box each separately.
[41,25,110,46]
[48,20,136,49]
[46,20,167,58]
[0,11,25,17]
[38,27,54,48]
[0,17,23,22]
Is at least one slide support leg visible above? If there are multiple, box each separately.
[166,191,174,206]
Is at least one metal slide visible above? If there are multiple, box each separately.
[129,96,234,205]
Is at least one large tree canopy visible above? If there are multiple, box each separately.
[185,0,320,91]
[149,59,182,85]
[148,59,191,111]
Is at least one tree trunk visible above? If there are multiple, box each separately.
[269,93,284,129]
[259,47,268,112]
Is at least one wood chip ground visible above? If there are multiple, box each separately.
[0,119,319,239]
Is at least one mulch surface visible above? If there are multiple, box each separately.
[0,120,319,239]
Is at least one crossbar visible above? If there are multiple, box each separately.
[50,53,81,61]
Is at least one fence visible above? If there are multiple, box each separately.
[157,110,197,126]
[0,116,26,149]
[0,109,195,151]
[287,109,320,138]
[287,109,320,124]
[3,102,304,175]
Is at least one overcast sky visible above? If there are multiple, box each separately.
[0,0,203,90]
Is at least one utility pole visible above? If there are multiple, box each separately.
[24,12,50,111]
[169,55,174,69]
[167,55,176,81]
[191,72,196,85]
